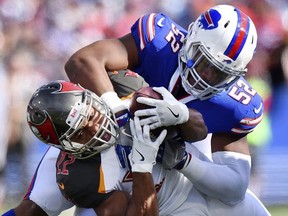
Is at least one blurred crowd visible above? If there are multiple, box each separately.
[0,0,287,209]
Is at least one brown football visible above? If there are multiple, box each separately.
[129,86,163,118]
[129,86,170,139]
[129,86,178,140]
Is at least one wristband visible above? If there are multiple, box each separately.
[101,91,130,126]
[100,91,125,113]
[175,152,192,170]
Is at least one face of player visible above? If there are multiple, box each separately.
[70,107,111,145]
[181,49,231,90]
[179,44,238,99]
[191,56,230,87]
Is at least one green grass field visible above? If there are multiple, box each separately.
[267,205,288,216]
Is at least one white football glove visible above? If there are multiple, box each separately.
[130,116,167,173]
[135,87,189,130]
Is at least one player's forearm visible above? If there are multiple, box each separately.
[126,116,164,216]
[65,38,131,96]
[126,172,159,216]
[179,109,208,142]
[180,146,251,205]
[65,48,114,95]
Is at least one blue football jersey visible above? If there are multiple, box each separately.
[130,13,263,134]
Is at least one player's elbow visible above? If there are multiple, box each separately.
[220,174,248,205]
[212,151,251,205]
[65,53,84,81]
[65,50,99,83]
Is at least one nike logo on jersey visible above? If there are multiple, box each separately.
[157,17,165,27]
[135,149,145,161]
[57,182,65,190]
[254,102,263,114]
[167,107,179,118]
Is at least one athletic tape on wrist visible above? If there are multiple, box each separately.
[100,91,124,113]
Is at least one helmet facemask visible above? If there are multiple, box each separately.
[179,40,242,100]
[59,90,119,159]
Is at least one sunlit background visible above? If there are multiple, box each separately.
[0,0,287,215]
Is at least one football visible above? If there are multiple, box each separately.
[129,86,170,139]
[129,86,163,117]
[129,86,178,140]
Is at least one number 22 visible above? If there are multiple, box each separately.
[165,23,185,53]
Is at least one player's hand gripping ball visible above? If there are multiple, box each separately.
[129,86,179,143]
[129,86,164,139]
[129,86,163,117]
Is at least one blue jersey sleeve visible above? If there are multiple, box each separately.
[188,77,264,134]
[130,13,187,88]
[131,13,169,52]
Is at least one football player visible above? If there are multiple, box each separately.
[3,79,270,216]
[65,4,263,206]
[28,81,167,216]
[3,4,268,216]
[28,80,270,216]
[1,71,156,216]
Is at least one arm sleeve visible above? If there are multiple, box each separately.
[179,145,251,205]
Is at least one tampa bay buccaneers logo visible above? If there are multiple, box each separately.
[27,110,60,145]
[199,9,221,30]
[56,81,84,93]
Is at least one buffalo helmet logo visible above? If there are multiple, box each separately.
[199,9,221,30]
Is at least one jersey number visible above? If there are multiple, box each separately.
[165,23,185,53]
[57,152,75,175]
[228,79,256,105]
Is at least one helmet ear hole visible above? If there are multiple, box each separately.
[224,20,230,28]
[47,85,57,89]
[251,35,256,44]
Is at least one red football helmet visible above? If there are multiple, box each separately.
[27,80,119,159]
